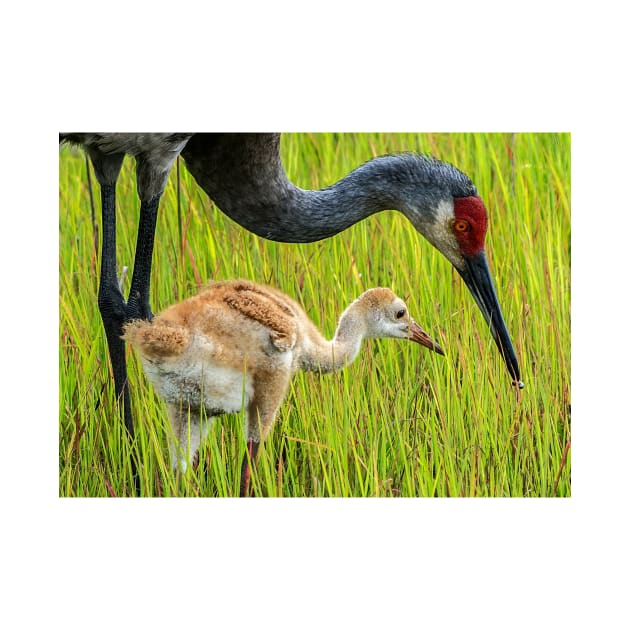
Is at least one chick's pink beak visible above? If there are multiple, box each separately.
[409,321,445,355]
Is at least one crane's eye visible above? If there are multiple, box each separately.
[453,219,471,233]
[396,309,406,319]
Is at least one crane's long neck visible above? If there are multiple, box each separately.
[298,305,367,373]
[181,134,448,243]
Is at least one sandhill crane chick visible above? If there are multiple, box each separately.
[123,279,444,495]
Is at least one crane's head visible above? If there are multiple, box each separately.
[394,156,523,388]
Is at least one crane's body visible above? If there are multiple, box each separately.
[60,132,522,494]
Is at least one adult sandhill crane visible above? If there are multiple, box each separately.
[122,279,445,496]
[59,133,523,452]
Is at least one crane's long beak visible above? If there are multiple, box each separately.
[409,321,445,355]
[458,251,524,388]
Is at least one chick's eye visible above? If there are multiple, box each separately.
[396,309,406,319]
[453,219,471,233]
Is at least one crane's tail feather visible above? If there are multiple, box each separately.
[122,319,190,358]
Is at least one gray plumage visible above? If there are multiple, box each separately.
[180,134,477,242]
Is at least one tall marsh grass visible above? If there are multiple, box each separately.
[59,133,570,497]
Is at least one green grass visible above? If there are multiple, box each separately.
[59,132,570,497]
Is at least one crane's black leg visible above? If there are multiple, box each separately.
[126,152,183,321]
[125,195,160,321]
[97,181,135,435]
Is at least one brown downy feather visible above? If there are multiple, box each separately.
[221,285,297,352]
[122,319,190,358]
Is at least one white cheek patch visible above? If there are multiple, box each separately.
[411,199,465,269]
[434,198,454,222]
